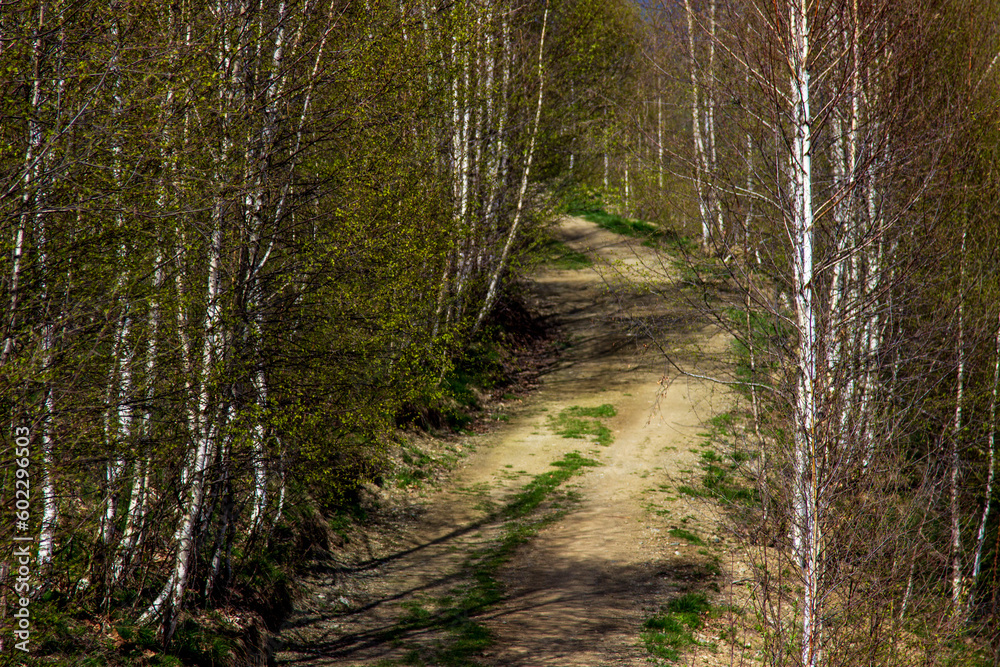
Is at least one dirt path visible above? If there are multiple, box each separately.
[276,216,732,667]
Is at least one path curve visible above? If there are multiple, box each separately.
[276,216,731,667]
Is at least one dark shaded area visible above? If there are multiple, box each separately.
[275,509,715,666]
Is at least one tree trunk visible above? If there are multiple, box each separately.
[684,0,710,248]
[951,215,967,612]
[788,0,821,663]
[474,0,549,333]
[971,312,1000,604]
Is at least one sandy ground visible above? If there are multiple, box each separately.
[276,216,735,666]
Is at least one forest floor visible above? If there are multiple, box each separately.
[275,216,747,666]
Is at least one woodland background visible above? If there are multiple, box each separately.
[2,0,1000,665]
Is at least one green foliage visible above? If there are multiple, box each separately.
[401,324,526,434]
[563,185,606,215]
[443,341,506,411]
[171,618,239,667]
[293,431,389,513]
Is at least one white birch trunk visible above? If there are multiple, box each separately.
[141,2,232,624]
[657,85,664,191]
[482,4,501,260]
[788,1,820,663]
[3,1,47,366]
[684,0,710,247]
[474,0,548,332]
[249,340,269,530]
[624,158,630,213]
[971,312,1000,600]
[36,41,59,567]
[36,186,57,572]
[36,386,57,568]
[707,0,721,242]
[951,217,968,611]
[111,238,164,578]
[603,148,609,191]
[452,3,476,320]
[140,216,224,628]
[111,459,149,582]
[101,311,132,545]
[243,0,293,533]
[272,454,287,530]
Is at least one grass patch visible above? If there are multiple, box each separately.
[502,452,600,519]
[394,443,436,488]
[725,307,793,399]
[674,254,731,287]
[700,449,723,464]
[582,209,661,239]
[537,237,593,269]
[563,187,681,248]
[548,404,616,446]
[563,404,617,418]
[707,411,735,434]
[700,461,757,505]
[679,412,758,508]
[668,527,705,546]
[642,593,714,663]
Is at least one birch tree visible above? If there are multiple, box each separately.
[643,0,998,662]
[0,0,646,658]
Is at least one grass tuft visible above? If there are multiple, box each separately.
[668,527,705,546]
[642,593,713,663]
[548,405,616,446]
[537,237,593,269]
[563,404,617,418]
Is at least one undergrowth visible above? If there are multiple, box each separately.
[399,294,550,436]
[642,593,714,663]
[641,408,759,665]
[670,411,757,508]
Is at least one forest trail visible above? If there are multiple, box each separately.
[276,216,733,666]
